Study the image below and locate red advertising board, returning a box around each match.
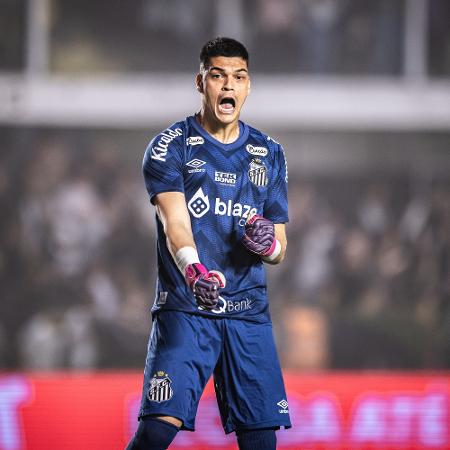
[0,372,448,450]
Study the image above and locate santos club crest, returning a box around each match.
[147,371,173,403]
[248,158,268,187]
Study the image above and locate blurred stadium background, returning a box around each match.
[0,0,449,449]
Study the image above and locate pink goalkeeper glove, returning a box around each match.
[185,263,226,310]
[241,214,281,262]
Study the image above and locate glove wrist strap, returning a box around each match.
[261,239,281,262]
[175,246,200,274]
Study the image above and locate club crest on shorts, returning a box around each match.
[248,158,268,187]
[147,371,173,403]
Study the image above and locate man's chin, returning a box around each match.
[215,112,238,125]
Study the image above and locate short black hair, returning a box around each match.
[200,37,249,69]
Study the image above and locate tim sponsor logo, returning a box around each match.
[215,171,237,186]
[150,128,183,162]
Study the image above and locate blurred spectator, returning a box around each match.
[0,126,449,371]
[0,0,25,70]
[429,0,450,76]
[19,305,98,370]
[297,0,342,73]
[247,0,404,74]
[51,0,213,72]
[246,0,300,72]
[280,305,329,370]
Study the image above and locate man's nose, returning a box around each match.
[222,77,234,90]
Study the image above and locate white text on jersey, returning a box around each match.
[214,198,257,220]
[214,171,237,185]
[151,128,183,162]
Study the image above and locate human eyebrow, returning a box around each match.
[207,67,248,74]
[208,66,225,73]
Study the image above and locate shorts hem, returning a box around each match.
[225,419,292,434]
[138,409,195,432]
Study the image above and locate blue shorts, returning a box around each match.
[138,311,292,434]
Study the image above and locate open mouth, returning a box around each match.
[218,97,236,114]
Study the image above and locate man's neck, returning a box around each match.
[195,111,240,144]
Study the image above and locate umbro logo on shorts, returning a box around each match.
[277,399,289,414]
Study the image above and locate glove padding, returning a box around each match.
[241,214,276,257]
[185,263,225,310]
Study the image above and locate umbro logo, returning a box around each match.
[186,159,206,173]
[277,399,289,414]
[186,159,206,168]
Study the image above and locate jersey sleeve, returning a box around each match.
[263,143,289,223]
[142,130,185,204]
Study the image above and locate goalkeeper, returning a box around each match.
[127,37,290,450]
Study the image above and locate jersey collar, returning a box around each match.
[188,115,249,151]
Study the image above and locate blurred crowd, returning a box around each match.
[0,128,448,371]
[2,0,449,76]
[247,0,404,74]
[0,130,156,369]
[273,175,450,370]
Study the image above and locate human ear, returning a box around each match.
[195,73,203,93]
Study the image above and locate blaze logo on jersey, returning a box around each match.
[147,371,173,403]
[188,188,210,218]
[215,198,257,220]
[248,158,268,187]
[188,190,257,222]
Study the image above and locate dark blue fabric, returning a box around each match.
[142,115,289,322]
[138,311,291,434]
[236,428,277,450]
[126,416,179,450]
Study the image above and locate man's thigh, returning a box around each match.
[214,319,292,434]
[138,311,222,430]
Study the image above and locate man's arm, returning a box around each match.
[269,223,287,265]
[154,191,196,258]
[154,191,224,309]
